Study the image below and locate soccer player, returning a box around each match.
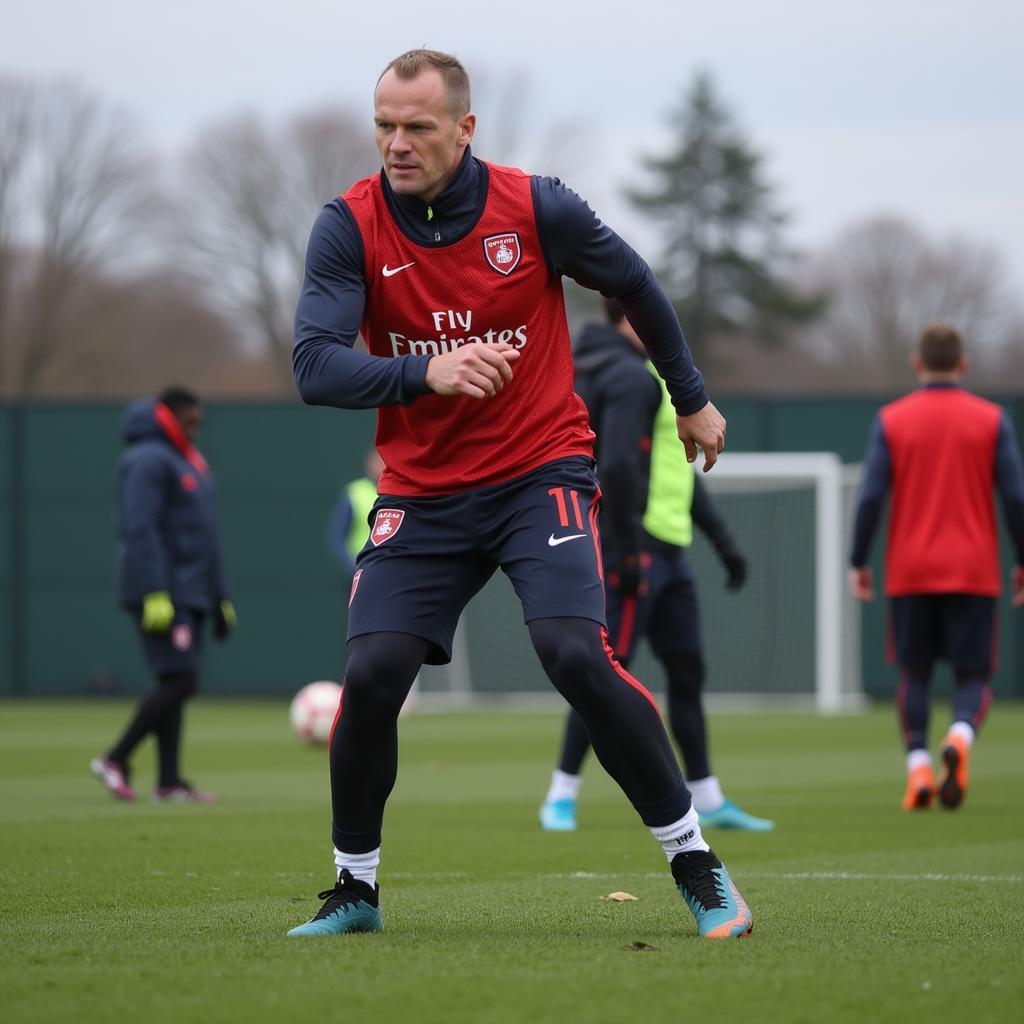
[288,49,752,940]
[90,387,236,804]
[539,300,773,833]
[849,323,1024,811]
[326,448,385,579]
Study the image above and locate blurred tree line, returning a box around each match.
[0,72,1021,400]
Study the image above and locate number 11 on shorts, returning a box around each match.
[548,487,584,529]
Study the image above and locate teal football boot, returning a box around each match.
[671,849,753,939]
[698,799,774,831]
[287,869,383,937]
[539,797,577,831]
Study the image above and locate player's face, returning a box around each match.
[175,404,203,443]
[374,68,475,203]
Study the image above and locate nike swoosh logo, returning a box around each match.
[548,533,587,547]
[382,261,416,277]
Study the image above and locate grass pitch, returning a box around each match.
[1,700,1022,1024]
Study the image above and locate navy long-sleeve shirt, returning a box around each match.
[293,148,707,416]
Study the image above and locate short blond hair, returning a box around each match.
[378,49,471,117]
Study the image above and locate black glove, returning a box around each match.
[213,599,236,640]
[722,552,747,591]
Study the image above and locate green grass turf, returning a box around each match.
[1,700,1022,1024]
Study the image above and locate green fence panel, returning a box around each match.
[764,399,880,462]
[3,398,1020,700]
[0,406,14,695]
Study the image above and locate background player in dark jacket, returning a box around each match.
[850,323,1024,811]
[287,49,752,942]
[91,387,236,803]
[539,300,773,832]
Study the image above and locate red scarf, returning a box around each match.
[153,402,210,475]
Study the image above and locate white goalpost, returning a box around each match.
[699,453,860,712]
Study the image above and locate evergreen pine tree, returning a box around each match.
[628,72,821,363]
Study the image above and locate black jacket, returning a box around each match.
[115,400,230,611]
[573,323,742,569]
[573,322,660,564]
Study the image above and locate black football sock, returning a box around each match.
[897,667,932,752]
[951,674,992,734]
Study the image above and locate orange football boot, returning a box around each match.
[901,764,935,811]
[938,734,970,809]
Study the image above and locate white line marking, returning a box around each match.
[541,870,1023,884]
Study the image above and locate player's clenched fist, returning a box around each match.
[425,342,520,399]
[676,400,727,472]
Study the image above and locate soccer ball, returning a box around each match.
[289,681,342,746]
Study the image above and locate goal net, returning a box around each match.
[416,453,864,712]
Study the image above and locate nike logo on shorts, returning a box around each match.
[382,261,416,277]
[548,533,587,547]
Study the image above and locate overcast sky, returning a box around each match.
[5,0,1023,287]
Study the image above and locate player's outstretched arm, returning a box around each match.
[676,401,727,472]
[424,344,520,399]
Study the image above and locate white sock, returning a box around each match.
[545,770,582,804]
[948,721,975,747]
[906,749,932,773]
[650,807,709,860]
[334,846,380,888]
[687,775,725,813]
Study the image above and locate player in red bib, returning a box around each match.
[287,49,751,941]
[849,323,1024,812]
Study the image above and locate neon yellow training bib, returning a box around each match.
[641,363,694,547]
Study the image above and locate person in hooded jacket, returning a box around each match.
[539,299,773,832]
[90,387,235,803]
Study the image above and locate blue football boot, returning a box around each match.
[698,799,774,831]
[287,869,383,937]
[539,797,577,831]
[671,848,753,939]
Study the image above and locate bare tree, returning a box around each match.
[800,217,1018,388]
[174,107,377,383]
[469,67,592,182]
[1,80,156,395]
[0,78,36,393]
[29,267,242,397]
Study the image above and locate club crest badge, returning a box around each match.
[483,232,522,276]
[370,509,405,546]
[171,624,193,651]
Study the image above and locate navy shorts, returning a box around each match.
[347,457,606,664]
[136,607,205,675]
[888,594,997,675]
[607,545,701,662]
